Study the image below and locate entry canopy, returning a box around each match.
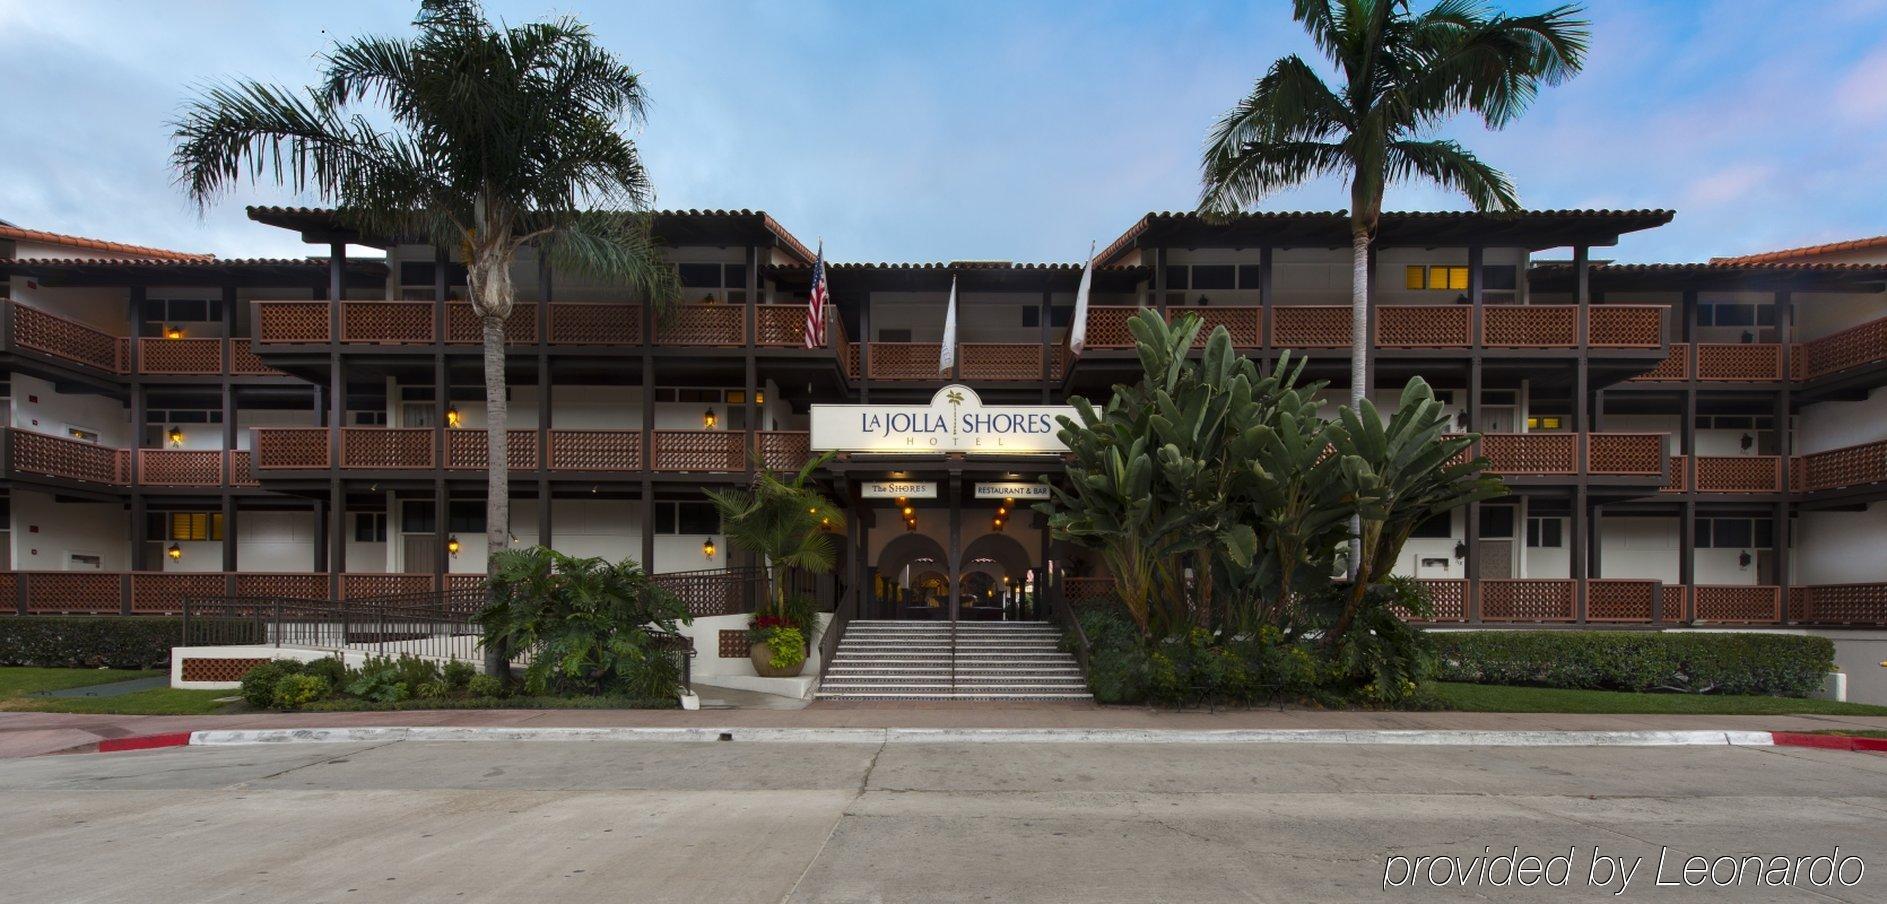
[811,385,1077,454]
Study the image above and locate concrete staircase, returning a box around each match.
[814,620,1091,701]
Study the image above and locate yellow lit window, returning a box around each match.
[1404,265,1427,290]
[1525,416,1563,431]
[1441,266,1468,290]
[169,512,224,541]
[1407,265,1468,290]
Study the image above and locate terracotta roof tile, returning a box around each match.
[0,224,208,262]
[1712,235,1887,265]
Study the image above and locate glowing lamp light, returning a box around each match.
[702,538,716,559]
[163,325,184,340]
[166,543,183,561]
[755,391,764,404]
[445,406,463,428]
[902,506,914,517]
[702,408,718,429]
[446,536,461,556]
[166,426,186,447]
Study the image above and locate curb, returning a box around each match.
[95,731,192,753]
[141,726,1784,748]
[1772,732,1887,753]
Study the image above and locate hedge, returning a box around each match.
[1433,631,1835,698]
[0,617,182,669]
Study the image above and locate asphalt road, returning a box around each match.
[0,739,1882,903]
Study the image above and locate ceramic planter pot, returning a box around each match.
[751,641,806,678]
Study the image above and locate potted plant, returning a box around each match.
[748,614,807,677]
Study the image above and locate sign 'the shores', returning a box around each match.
[811,385,1077,454]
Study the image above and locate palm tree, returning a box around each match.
[1199,0,1589,417]
[172,0,679,674]
[705,453,844,621]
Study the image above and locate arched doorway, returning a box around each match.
[959,531,1035,620]
[874,532,950,620]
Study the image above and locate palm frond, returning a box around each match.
[1386,138,1518,212]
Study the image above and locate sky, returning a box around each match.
[1,0,1884,265]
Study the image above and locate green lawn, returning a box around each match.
[0,667,238,716]
[1437,682,1887,716]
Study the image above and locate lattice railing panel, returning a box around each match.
[1794,583,1887,624]
[844,343,860,379]
[342,302,433,344]
[1800,316,1886,380]
[138,338,223,374]
[652,430,744,472]
[549,303,642,345]
[1084,307,1142,349]
[10,429,127,484]
[1631,346,1689,382]
[1174,306,1262,348]
[654,304,745,347]
[255,302,331,343]
[1480,433,1576,475]
[1660,455,1687,493]
[1586,306,1663,348]
[756,304,814,347]
[234,573,328,600]
[869,342,945,381]
[138,450,223,486]
[1376,305,1470,348]
[1271,306,1350,348]
[252,428,330,469]
[341,573,437,599]
[1481,305,1575,347]
[1692,585,1780,623]
[1696,343,1781,381]
[22,572,121,614]
[445,430,539,470]
[1586,579,1659,621]
[228,343,283,376]
[131,572,225,614]
[1693,455,1780,492]
[1660,585,1688,622]
[1061,577,1116,606]
[958,344,1044,381]
[1585,434,1664,475]
[446,303,537,344]
[548,430,643,471]
[1795,439,1887,492]
[341,428,434,469]
[12,303,125,372]
[1415,579,1466,621]
[228,451,259,486]
[757,431,812,472]
[653,569,747,617]
[1479,579,1575,621]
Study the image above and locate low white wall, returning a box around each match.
[677,611,833,699]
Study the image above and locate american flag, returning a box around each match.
[804,243,828,349]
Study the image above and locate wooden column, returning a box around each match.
[537,256,553,549]
[1774,291,1794,604]
[859,292,873,403]
[221,284,238,574]
[1571,354,1589,623]
[1573,244,1590,350]
[127,288,148,572]
[1679,289,1698,620]
[1465,356,1483,623]
[327,242,346,598]
[743,245,759,480]
[1152,247,1168,316]
[1468,245,1485,350]
[1258,246,1274,373]
[1038,288,1052,403]
[946,471,961,622]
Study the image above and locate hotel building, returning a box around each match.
[2,208,1885,695]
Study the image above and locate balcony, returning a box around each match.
[1691,455,1783,493]
[3,431,272,489]
[253,301,846,351]
[1470,432,1665,479]
[137,337,286,377]
[1794,439,1887,493]
[1080,303,1664,351]
[249,427,816,475]
[8,302,129,373]
[1796,315,1887,381]
[0,571,469,615]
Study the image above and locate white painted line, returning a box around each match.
[184,727,1780,747]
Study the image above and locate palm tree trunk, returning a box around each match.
[1347,228,1369,581]
[480,313,512,677]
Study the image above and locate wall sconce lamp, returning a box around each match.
[901,506,914,518]
[1453,541,1468,560]
[755,391,764,404]
[702,408,718,429]
[166,543,183,561]
[1739,433,1754,451]
[163,325,184,340]
[1738,550,1753,568]
[446,536,461,556]
[701,538,716,559]
[445,406,463,428]
[166,426,186,447]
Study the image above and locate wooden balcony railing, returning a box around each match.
[1692,455,1782,493]
[1790,583,1887,625]
[1083,306,1142,349]
[1585,579,1662,621]
[1085,303,1665,352]
[10,302,128,372]
[652,430,744,472]
[1479,578,1577,621]
[1416,578,1467,621]
[444,430,540,470]
[1692,585,1782,623]
[867,342,945,381]
[1585,306,1664,348]
[1481,305,1576,347]
[1794,439,1887,493]
[1271,305,1351,347]
[253,428,330,469]
[137,450,224,486]
[446,303,537,344]
[8,428,128,484]
[1479,433,1578,475]
[547,429,643,471]
[653,304,745,347]
[1376,305,1470,348]
[134,337,287,377]
[1630,346,1690,382]
[957,343,1054,381]
[1184,306,1263,347]
[1584,433,1665,475]
[1696,343,1782,381]
[341,428,434,469]
[1798,315,1887,381]
[229,450,259,486]
[549,303,641,345]
[254,301,330,343]
[1661,455,1688,493]
[757,430,813,472]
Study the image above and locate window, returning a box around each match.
[1190,265,1235,291]
[654,501,720,535]
[447,501,484,533]
[402,502,436,534]
[1525,516,1564,548]
[877,328,912,342]
[1696,517,1772,549]
[140,298,223,336]
[66,426,100,444]
[1019,306,1075,328]
[1698,303,1774,328]
[354,512,387,542]
[1405,265,1468,291]
[1237,264,1263,289]
[676,263,750,302]
[152,511,223,541]
[1525,416,1563,431]
[1411,513,1452,539]
[1163,266,1189,290]
[1481,265,1518,291]
[1480,506,1516,539]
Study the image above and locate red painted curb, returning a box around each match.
[95,732,192,753]
[1771,732,1887,752]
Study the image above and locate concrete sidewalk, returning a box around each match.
[7,703,1887,758]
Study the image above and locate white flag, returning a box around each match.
[938,275,958,375]
[1068,240,1096,355]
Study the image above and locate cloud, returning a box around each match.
[1834,47,1887,121]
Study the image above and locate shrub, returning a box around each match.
[345,655,421,704]
[304,656,348,688]
[239,660,307,709]
[442,660,476,691]
[0,617,186,669]
[1433,631,1835,697]
[465,673,507,698]
[479,546,690,695]
[758,626,806,670]
[414,679,451,700]
[271,673,330,709]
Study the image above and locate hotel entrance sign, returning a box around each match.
[975,482,1050,500]
[810,385,1076,454]
[861,481,937,499]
